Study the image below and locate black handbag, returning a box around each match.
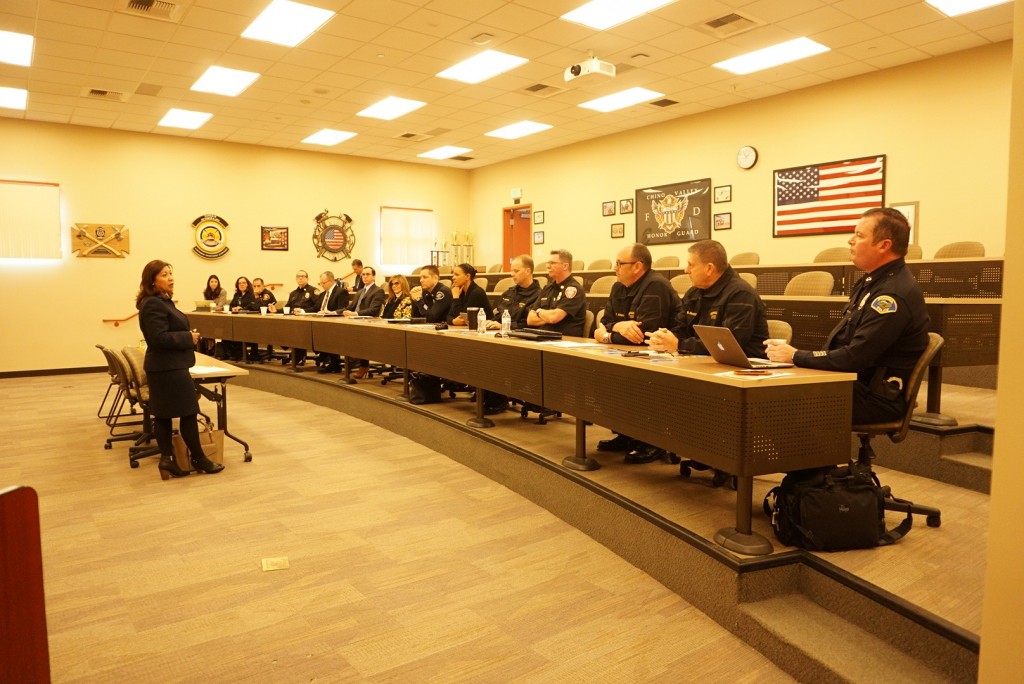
[763,465,913,551]
[409,372,442,405]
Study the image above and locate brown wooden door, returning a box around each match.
[503,204,532,268]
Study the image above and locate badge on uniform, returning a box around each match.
[435,291,445,300]
[564,286,578,299]
[870,295,898,314]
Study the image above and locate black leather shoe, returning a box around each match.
[483,403,507,415]
[158,455,189,480]
[625,445,664,464]
[597,433,632,452]
[191,457,224,474]
[317,365,339,374]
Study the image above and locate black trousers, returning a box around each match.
[852,381,906,425]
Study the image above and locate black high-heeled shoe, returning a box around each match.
[190,456,225,474]
[159,455,190,480]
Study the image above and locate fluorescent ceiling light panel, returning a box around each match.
[925,0,1012,16]
[241,0,335,48]
[357,96,426,120]
[579,87,664,113]
[302,129,357,145]
[437,50,528,84]
[158,108,212,129]
[0,86,28,110]
[0,30,33,67]
[714,37,829,75]
[418,146,472,160]
[485,121,553,139]
[191,66,260,96]
[561,0,676,30]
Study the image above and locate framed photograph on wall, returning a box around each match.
[888,201,919,244]
[533,230,545,245]
[534,210,545,225]
[713,213,732,231]
[602,201,615,216]
[610,223,625,238]
[261,226,289,250]
[619,199,634,214]
[714,185,732,203]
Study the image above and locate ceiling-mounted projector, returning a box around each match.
[564,57,616,82]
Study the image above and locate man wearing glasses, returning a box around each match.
[526,249,586,337]
[593,243,682,463]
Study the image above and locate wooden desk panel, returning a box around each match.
[232,314,313,349]
[404,329,544,405]
[541,351,851,476]
[312,320,407,367]
[186,311,233,340]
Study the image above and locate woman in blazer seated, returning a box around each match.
[446,263,492,327]
[222,276,257,360]
[137,260,224,479]
[380,275,413,319]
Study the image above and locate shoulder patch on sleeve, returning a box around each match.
[812,350,829,357]
[435,291,445,300]
[564,286,578,299]
[870,295,898,314]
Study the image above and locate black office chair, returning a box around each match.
[852,332,944,527]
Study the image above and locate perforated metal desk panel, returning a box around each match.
[311,318,407,367]
[541,347,853,477]
[404,327,544,406]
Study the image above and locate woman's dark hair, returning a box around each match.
[204,274,222,300]
[456,263,477,279]
[234,276,252,292]
[136,259,170,309]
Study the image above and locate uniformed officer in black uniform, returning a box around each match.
[766,208,929,424]
[278,270,317,370]
[649,239,768,358]
[526,248,586,337]
[594,243,683,463]
[489,254,541,330]
[411,264,453,323]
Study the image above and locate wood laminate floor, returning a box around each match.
[4,372,797,683]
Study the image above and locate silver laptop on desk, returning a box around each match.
[693,325,793,369]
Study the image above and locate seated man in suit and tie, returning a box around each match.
[343,266,387,379]
[311,270,350,373]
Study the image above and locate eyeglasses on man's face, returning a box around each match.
[615,260,637,268]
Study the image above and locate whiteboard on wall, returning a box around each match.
[0,180,61,259]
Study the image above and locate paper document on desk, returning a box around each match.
[191,365,230,375]
[715,370,794,380]
[539,341,604,348]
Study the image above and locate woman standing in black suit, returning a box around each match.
[137,259,225,479]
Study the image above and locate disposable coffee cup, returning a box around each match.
[223,304,230,313]
[283,306,291,315]
[467,307,480,329]
[260,306,268,315]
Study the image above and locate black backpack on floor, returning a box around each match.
[762,464,913,551]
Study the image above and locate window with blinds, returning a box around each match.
[379,206,433,267]
[0,180,61,259]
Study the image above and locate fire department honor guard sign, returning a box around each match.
[312,209,355,261]
[635,179,711,245]
[71,223,130,257]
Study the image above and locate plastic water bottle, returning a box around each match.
[478,311,488,334]
[501,309,511,338]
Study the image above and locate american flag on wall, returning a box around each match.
[773,155,886,237]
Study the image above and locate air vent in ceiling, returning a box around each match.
[135,83,163,97]
[524,83,565,98]
[650,99,678,108]
[82,88,129,103]
[394,132,432,142]
[117,0,184,23]
[450,156,474,162]
[425,127,451,137]
[699,11,763,39]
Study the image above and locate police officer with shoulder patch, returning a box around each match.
[526,248,586,337]
[765,207,929,424]
[410,264,452,323]
[488,254,541,330]
[274,269,317,371]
